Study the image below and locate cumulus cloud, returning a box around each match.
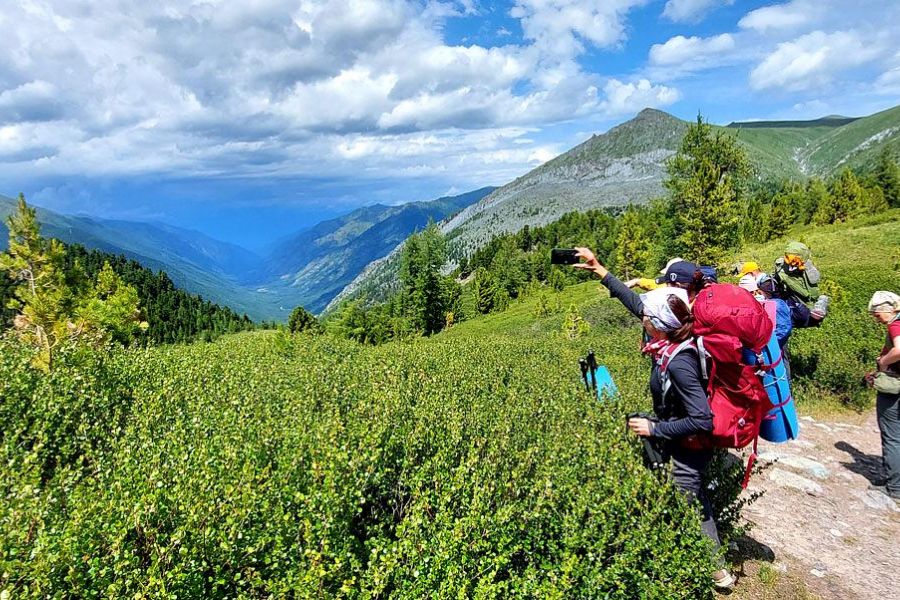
[662,0,734,24]
[0,0,675,186]
[649,34,735,68]
[600,79,680,116]
[749,30,883,91]
[510,0,647,58]
[738,0,815,32]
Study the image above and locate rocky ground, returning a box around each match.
[729,410,899,599]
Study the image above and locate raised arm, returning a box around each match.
[574,247,644,319]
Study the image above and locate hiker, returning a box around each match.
[868,291,900,501]
[624,257,684,291]
[772,242,829,327]
[740,274,793,348]
[733,261,762,279]
[573,247,735,589]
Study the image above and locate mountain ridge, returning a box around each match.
[329,103,900,311]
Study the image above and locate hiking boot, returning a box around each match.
[712,569,736,589]
[811,295,830,320]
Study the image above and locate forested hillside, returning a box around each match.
[0,205,254,345]
[335,104,900,308]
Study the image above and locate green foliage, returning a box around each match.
[562,304,590,339]
[874,147,900,207]
[0,332,721,598]
[288,305,321,334]
[665,116,751,264]
[0,196,145,368]
[399,222,450,335]
[615,207,652,279]
[62,244,255,344]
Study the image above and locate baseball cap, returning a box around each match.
[656,260,699,285]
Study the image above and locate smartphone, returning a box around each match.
[550,248,579,265]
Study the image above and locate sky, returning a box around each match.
[2,0,899,249]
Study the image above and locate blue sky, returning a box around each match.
[2,0,899,249]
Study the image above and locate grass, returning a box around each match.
[443,209,900,415]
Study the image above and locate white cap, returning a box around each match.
[738,274,758,292]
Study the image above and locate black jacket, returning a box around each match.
[600,273,713,440]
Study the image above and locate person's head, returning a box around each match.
[756,273,777,300]
[656,260,704,298]
[738,274,758,293]
[783,241,811,270]
[737,261,761,277]
[868,291,900,325]
[640,287,693,343]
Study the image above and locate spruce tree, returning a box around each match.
[615,207,651,278]
[665,116,751,264]
[874,148,900,207]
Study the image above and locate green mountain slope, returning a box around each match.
[253,187,495,314]
[0,195,271,319]
[334,104,900,309]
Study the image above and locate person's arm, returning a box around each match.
[878,324,900,370]
[775,300,793,346]
[651,354,713,440]
[573,247,644,319]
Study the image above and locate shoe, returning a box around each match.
[712,569,736,589]
[811,295,830,319]
[871,477,887,487]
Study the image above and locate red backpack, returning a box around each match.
[660,284,775,487]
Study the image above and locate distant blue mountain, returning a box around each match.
[0,187,494,319]
[253,187,496,312]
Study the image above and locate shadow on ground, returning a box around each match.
[835,441,884,484]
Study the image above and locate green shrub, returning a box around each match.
[0,333,725,598]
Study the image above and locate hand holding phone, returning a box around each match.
[550,248,579,265]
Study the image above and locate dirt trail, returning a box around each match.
[737,409,899,599]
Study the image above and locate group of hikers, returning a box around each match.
[570,242,900,590]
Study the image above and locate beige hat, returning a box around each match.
[868,291,900,313]
[659,257,685,275]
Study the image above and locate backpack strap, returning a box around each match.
[741,436,759,490]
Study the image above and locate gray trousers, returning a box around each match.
[670,447,723,564]
[877,392,900,494]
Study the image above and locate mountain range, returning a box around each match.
[330,104,900,310]
[4,104,898,320]
[0,187,495,320]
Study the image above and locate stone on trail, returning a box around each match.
[768,468,824,496]
[757,452,830,479]
[852,489,900,512]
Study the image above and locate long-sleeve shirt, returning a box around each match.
[600,273,713,440]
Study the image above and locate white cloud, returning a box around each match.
[510,0,647,58]
[599,79,680,117]
[0,0,679,186]
[662,0,734,24]
[749,30,883,91]
[738,1,815,32]
[649,34,735,67]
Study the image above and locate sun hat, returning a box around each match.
[868,291,900,313]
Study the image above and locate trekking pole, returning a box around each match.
[579,358,590,391]
[587,349,598,393]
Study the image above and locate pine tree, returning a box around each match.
[665,116,751,264]
[473,267,497,314]
[807,178,833,225]
[615,207,651,279]
[830,168,866,221]
[0,195,76,368]
[874,147,900,208]
[766,191,795,240]
[288,305,321,334]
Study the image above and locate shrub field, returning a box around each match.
[1,212,898,598]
